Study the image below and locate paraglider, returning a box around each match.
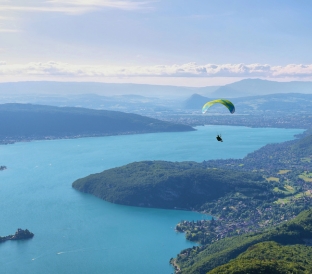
[202,99,235,142]
[216,134,223,142]
[202,99,235,114]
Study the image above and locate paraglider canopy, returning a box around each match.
[202,99,235,114]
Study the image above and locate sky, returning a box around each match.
[1,0,312,87]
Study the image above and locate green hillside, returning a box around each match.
[290,134,312,157]
[208,241,312,274]
[72,160,266,210]
[175,208,312,274]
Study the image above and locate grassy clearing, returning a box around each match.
[273,185,295,195]
[229,206,237,211]
[278,169,291,174]
[301,157,312,163]
[266,177,279,182]
[284,185,295,192]
[275,190,312,204]
[275,197,291,204]
[275,197,289,205]
[299,172,312,182]
[273,187,288,194]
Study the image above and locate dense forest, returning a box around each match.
[72,161,267,210]
[208,241,312,274]
[0,103,194,144]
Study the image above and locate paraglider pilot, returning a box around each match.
[216,135,223,142]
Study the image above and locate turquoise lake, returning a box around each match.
[0,125,305,274]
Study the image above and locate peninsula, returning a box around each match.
[0,228,34,243]
[0,103,194,144]
[72,161,266,210]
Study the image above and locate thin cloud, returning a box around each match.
[0,28,20,32]
[0,6,90,15]
[1,62,312,79]
[0,1,154,15]
[0,16,15,20]
[48,0,154,10]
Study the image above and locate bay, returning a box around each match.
[0,125,304,274]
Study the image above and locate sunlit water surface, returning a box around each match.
[0,125,304,274]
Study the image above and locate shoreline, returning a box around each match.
[0,229,34,243]
[0,128,196,146]
[0,124,306,146]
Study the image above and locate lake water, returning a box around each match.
[0,125,304,274]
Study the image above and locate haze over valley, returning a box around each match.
[1,1,312,273]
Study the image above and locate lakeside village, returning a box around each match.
[0,130,171,145]
[175,133,312,245]
[176,192,312,246]
[154,112,312,129]
[0,133,116,145]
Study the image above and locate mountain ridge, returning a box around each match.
[0,103,194,144]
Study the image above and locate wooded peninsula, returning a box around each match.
[0,103,194,144]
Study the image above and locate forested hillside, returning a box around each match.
[208,242,312,274]
[72,161,267,210]
[0,103,194,144]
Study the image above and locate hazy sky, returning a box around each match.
[1,0,312,86]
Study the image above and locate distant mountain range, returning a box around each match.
[1,79,312,115]
[208,78,312,98]
[2,79,311,100]
[0,81,216,113]
[0,81,217,99]
[184,92,312,114]
[0,104,194,143]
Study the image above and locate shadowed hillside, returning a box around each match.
[0,103,194,143]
